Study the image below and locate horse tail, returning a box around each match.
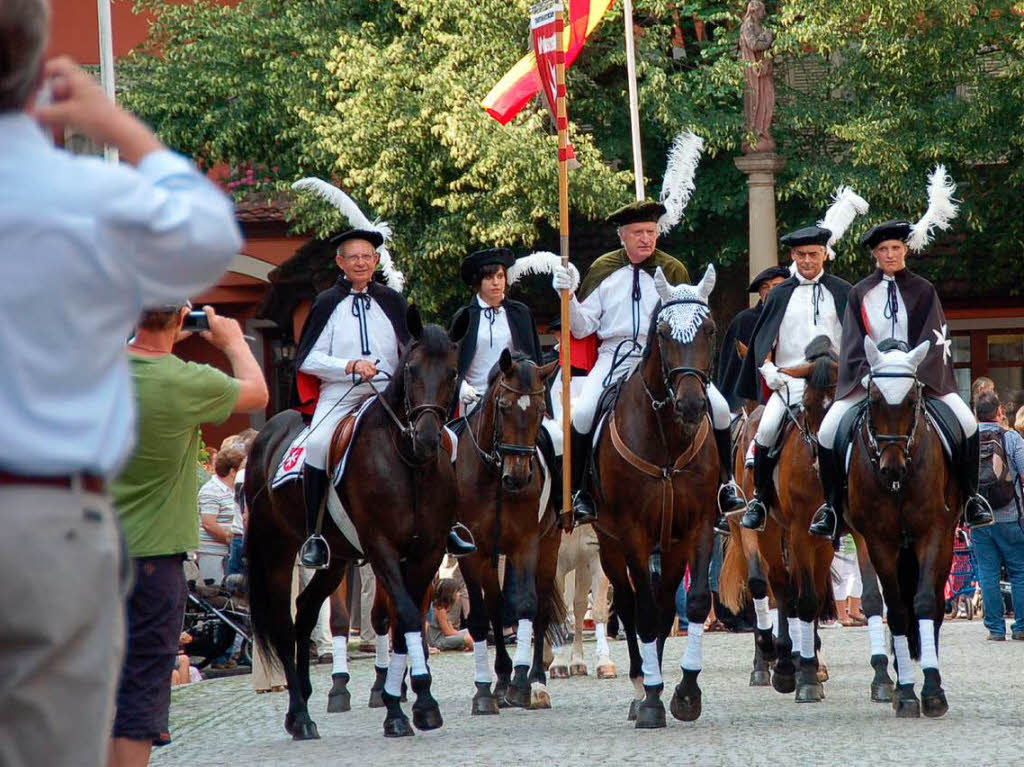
[719,536,749,613]
[540,582,570,648]
[818,566,838,623]
[897,544,922,659]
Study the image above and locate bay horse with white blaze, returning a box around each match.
[593,266,722,728]
[246,307,465,739]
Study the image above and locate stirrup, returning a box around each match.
[718,480,747,514]
[446,522,477,557]
[571,491,597,526]
[808,506,837,539]
[739,498,767,532]
[299,534,330,570]
[964,496,995,529]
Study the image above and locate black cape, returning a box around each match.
[737,273,852,402]
[290,276,410,409]
[716,303,764,410]
[836,268,956,399]
[449,298,546,417]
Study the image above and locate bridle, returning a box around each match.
[467,376,546,470]
[367,351,451,450]
[641,299,713,414]
[862,370,925,494]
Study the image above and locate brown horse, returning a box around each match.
[845,337,958,718]
[453,349,566,714]
[246,307,465,740]
[592,266,721,729]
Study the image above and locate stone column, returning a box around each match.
[734,152,786,306]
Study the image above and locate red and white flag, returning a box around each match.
[530,0,575,161]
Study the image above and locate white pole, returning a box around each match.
[97,0,119,163]
[622,0,644,201]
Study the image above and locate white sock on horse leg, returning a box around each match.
[594,622,610,657]
[384,652,406,696]
[753,597,771,630]
[375,633,390,669]
[640,640,662,686]
[893,634,914,685]
[513,619,533,667]
[331,635,349,675]
[474,640,491,684]
[918,619,938,670]
[404,632,428,677]
[681,623,704,671]
[769,608,779,638]
[868,615,886,657]
[788,619,802,651]
[799,620,815,660]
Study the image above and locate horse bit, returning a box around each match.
[862,370,925,493]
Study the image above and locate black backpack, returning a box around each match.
[978,427,1018,510]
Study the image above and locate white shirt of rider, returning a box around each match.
[298,290,401,399]
[464,295,513,391]
[773,269,843,369]
[569,265,661,349]
[861,275,909,345]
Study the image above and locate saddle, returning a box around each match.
[327,413,359,470]
[587,377,627,490]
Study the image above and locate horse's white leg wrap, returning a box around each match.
[799,620,815,660]
[769,608,779,638]
[753,597,772,631]
[868,615,886,657]
[594,622,610,658]
[788,617,802,651]
[640,640,662,686]
[513,618,533,667]
[707,384,733,430]
[384,652,406,696]
[918,619,938,670]
[374,633,390,669]
[681,622,704,671]
[893,634,915,685]
[474,640,491,684]
[331,634,349,675]
[404,631,428,677]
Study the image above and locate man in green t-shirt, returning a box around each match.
[108,304,267,766]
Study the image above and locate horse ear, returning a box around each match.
[778,362,812,379]
[538,359,560,382]
[653,266,673,302]
[864,335,881,369]
[450,309,469,344]
[736,339,748,359]
[697,264,716,301]
[499,348,513,375]
[406,304,423,340]
[907,339,931,371]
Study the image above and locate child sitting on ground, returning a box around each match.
[427,578,473,652]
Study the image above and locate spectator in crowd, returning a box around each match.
[0,3,243,763]
[972,376,995,406]
[831,535,866,626]
[427,579,473,651]
[170,633,200,687]
[110,303,267,765]
[1015,407,1024,441]
[197,446,246,584]
[227,429,259,577]
[972,391,1024,642]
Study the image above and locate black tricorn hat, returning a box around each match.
[859,220,912,250]
[460,248,517,285]
[780,225,831,248]
[606,200,666,227]
[747,265,791,293]
[329,228,384,249]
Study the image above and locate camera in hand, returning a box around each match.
[183,311,210,332]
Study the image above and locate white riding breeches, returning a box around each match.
[304,382,376,470]
[753,379,806,449]
[818,389,976,450]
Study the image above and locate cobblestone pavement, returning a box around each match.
[153,621,1021,766]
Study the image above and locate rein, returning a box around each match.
[365,365,448,464]
[861,370,925,494]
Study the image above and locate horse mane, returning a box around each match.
[804,335,838,391]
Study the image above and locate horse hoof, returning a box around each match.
[871,681,894,702]
[383,716,414,738]
[892,685,921,719]
[627,699,640,721]
[749,669,772,687]
[597,663,617,679]
[327,690,351,713]
[635,700,667,729]
[529,683,551,710]
[795,682,824,703]
[548,664,569,679]
[669,687,702,722]
[288,718,320,741]
[921,691,948,718]
[412,706,443,731]
[570,662,588,676]
[505,685,530,709]
[817,665,829,683]
[368,689,385,708]
[472,694,500,716]
[772,672,796,695]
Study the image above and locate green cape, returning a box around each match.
[578,249,690,301]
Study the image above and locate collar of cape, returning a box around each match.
[578,248,690,301]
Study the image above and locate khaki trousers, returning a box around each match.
[0,484,125,767]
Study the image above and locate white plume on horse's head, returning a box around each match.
[864,336,932,405]
[653,265,714,344]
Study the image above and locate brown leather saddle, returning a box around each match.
[326,411,455,475]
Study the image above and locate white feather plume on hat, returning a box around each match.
[657,131,705,235]
[507,251,580,291]
[907,165,959,253]
[291,177,405,293]
[817,185,869,259]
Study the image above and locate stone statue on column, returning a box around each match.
[740,0,776,153]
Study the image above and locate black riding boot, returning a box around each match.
[299,465,330,569]
[808,447,840,539]
[570,426,597,526]
[713,426,744,534]
[961,431,995,528]
[740,445,776,531]
[446,524,476,557]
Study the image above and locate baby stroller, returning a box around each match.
[182,560,253,669]
[945,527,981,620]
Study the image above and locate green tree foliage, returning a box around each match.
[122,0,1024,316]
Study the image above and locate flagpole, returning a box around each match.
[554,2,573,530]
[622,0,644,200]
[97,0,119,164]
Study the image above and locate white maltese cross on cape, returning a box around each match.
[653,264,716,343]
[863,336,931,405]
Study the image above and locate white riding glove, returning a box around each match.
[551,264,580,293]
[759,360,787,392]
[459,380,480,406]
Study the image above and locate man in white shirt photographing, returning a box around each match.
[0,2,242,765]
